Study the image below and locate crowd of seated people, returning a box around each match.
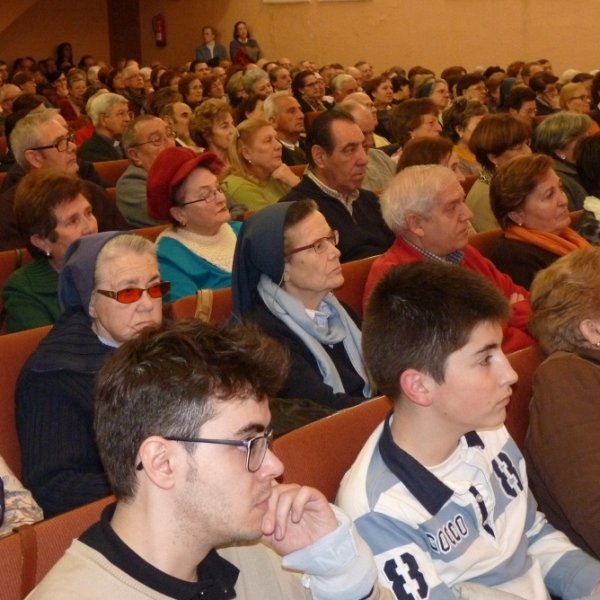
[6,46,600,592]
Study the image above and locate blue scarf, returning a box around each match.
[258,274,373,396]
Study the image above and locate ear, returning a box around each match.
[455,125,464,138]
[30,233,50,256]
[507,209,524,226]
[23,149,43,170]
[508,107,518,118]
[239,144,252,163]
[136,436,178,491]
[127,147,141,166]
[162,115,173,128]
[311,144,326,169]
[487,153,500,169]
[169,205,185,225]
[579,318,600,346]
[88,292,97,319]
[405,213,426,238]
[399,369,433,407]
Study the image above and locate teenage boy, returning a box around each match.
[338,261,600,599]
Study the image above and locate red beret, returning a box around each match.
[146,147,224,221]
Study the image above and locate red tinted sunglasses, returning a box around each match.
[95,281,171,304]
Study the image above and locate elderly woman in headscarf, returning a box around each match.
[15,232,167,517]
[232,200,374,410]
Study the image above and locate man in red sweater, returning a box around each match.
[363,164,534,352]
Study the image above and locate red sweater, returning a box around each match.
[363,237,534,353]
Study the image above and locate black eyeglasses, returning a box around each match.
[96,281,171,304]
[131,130,176,148]
[286,230,339,257]
[136,428,274,473]
[179,185,225,206]
[29,133,75,153]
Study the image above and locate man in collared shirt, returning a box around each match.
[28,320,387,600]
[339,260,600,599]
[362,164,534,353]
[265,91,307,166]
[78,93,132,162]
[280,110,394,262]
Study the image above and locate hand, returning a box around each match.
[509,292,525,305]
[261,483,338,556]
[271,163,301,188]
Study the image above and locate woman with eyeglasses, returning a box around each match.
[559,83,599,132]
[466,113,532,232]
[232,200,374,411]
[147,148,241,302]
[57,69,87,121]
[292,70,329,114]
[15,232,167,518]
[3,170,98,333]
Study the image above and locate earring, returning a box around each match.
[247,158,252,165]
[557,153,566,160]
[46,250,51,257]
[596,341,600,347]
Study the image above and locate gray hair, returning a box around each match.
[534,111,592,154]
[121,114,157,156]
[381,164,458,235]
[88,92,129,127]
[242,69,269,94]
[95,234,156,284]
[0,84,20,104]
[263,91,291,121]
[330,73,355,93]
[11,108,61,170]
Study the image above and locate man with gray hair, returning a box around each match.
[121,64,147,117]
[0,84,20,126]
[331,74,359,104]
[0,109,127,250]
[362,164,534,352]
[264,91,307,166]
[77,93,132,162]
[242,69,273,98]
[269,65,292,92]
[337,99,395,191]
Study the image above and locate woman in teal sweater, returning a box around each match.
[2,170,98,333]
[147,147,242,302]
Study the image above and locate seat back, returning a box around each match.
[0,326,51,477]
[505,345,546,452]
[460,174,478,196]
[289,164,307,177]
[133,224,169,242]
[171,287,233,324]
[0,531,25,600]
[26,496,114,592]
[468,228,502,259]
[334,255,378,319]
[91,159,130,186]
[272,396,391,502]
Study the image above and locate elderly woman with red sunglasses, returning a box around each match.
[232,200,375,413]
[16,232,168,518]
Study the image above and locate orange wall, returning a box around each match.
[139,0,600,76]
[1,0,600,77]
[0,0,109,67]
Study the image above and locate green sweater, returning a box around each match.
[2,257,60,333]
[221,173,291,211]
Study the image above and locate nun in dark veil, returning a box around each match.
[232,199,374,411]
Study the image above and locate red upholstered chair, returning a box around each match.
[133,224,169,242]
[505,344,547,453]
[0,248,34,331]
[0,326,51,477]
[460,174,478,196]
[171,287,233,324]
[272,396,392,502]
[468,228,502,260]
[0,530,25,600]
[334,255,379,319]
[91,159,130,187]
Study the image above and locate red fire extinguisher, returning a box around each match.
[152,14,167,47]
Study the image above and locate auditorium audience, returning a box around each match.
[527,246,600,560]
[195,25,228,63]
[388,98,441,151]
[146,148,241,301]
[16,232,167,517]
[221,118,300,211]
[265,91,307,166]
[466,113,532,231]
[363,76,394,138]
[233,200,374,410]
[121,65,148,116]
[57,69,86,120]
[178,73,203,111]
[292,70,329,114]
[3,170,98,333]
[397,136,465,182]
[488,154,589,289]
[534,111,591,211]
[230,21,261,65]
[159,101,201,151]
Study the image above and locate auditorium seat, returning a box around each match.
[133,224,168,242]
[272,395,391,502]
[171,287,233,324]
[460,174,478,196]
[92,159,130,187]
[0,528,25,600]
[0,135,7,156]
[0,326,51,477]
[505,344,546,453]
[468,228,502,259]
[289,164,307,177]
[0,248,34,333]
[334,255,378,319]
